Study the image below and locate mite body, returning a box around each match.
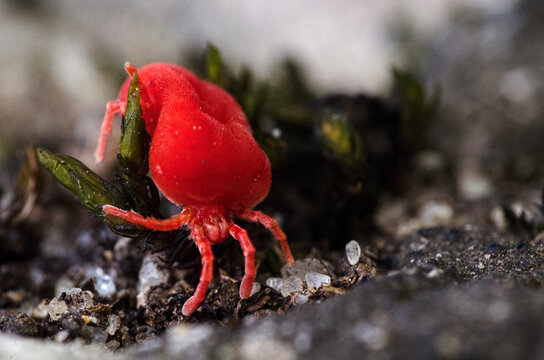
[96,62,294,316]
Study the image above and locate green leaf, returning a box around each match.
[36,147,127,213]
[243,81,269,123]
[391,67,440,151]
[116,68,162,218]
[318,110,365,166]
[118,70,150,176]
[205,43,224,85]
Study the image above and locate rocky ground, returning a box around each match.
[2,0,544,359]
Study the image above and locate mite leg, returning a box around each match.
[229,224,256,299]
[182,227,214,316]
[235,210,294,266]
[103,205,192,231]
[94,100,127,163]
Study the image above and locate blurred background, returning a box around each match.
[0,0,517,165]
[2,0,544,246]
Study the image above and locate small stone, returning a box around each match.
[250,282,261,297]
[425,267,444,279]
[106,340,120,351]
[81,315,98,325]
[91,327,109,345]
[106,315,121,336]
[138,255,169,293]
[304,272,331,290]
[136,292,147,308]
[458,167,493,201]
[293,293,309,305]
[65,288,82,296]
[418,201,453,228]
[345,240,361,265]
[280,276,304,297]
[265,277,284,292]
[86,267,116,297]
[54,330,69,343]
[80,291,95,309]
[55,277,75,297]
[490,206,507,232]
[5,290,24,304]
[120,326,131,347]
[374,199,407,234]
[103,250,114,261]
[282,258,334,278]
[47,297,68,321]
[114,237,133,259]
[32,300,49,319]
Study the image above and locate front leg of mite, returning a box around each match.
[102,205,192,231]
[229,224,256,299]
[182,226,214,316]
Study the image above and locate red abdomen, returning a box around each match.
[117,63,271,210]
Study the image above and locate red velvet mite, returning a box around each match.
[95,62,294,316]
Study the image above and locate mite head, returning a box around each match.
[199,210,232,243]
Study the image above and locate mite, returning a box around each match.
[95,62,294,316]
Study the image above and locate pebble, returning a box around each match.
[137,255,169,293]
[304,272,331,290]
[91,327,109,345]
[85,267,116,297]
[490,206,507,232]
[281,258,334,278]
[458,167,493,201]
[265,277,284,292]
[54,330,69,343]
[81,315,98,325]
[280,276,304,297]
[345,240,361,265]
[65,288,82,296]
[106,315,121,336]
[293,293,309,305]
[418,201,453,228]
[47,297,68,321]
[54,276,75,297]
[32,300,49,319]
[250,282,261,297]
[80,291,95,309]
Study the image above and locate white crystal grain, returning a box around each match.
[86,267,116,297]
[138,255,169,293]
[280,276,304,297]
[305,272,331,290]
[47,298,68,321]
[345,240,361,265]
[250,282,261,297]
[106,315,121,336]
[265,277,284,292]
